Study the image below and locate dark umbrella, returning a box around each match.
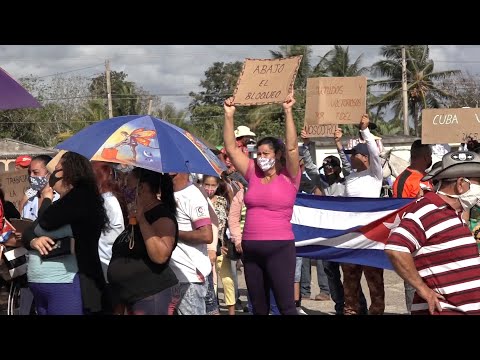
[0,67,41,110]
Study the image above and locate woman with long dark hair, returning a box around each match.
[23,151,110,314]
[107,168,179,315]
[223,94,300,315]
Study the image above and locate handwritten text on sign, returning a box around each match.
[0,170,29,211]
[233,56,303,106]
[305,124,337,138]
[304,76,367,134]
[421,108,480,144]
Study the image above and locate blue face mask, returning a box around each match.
[28,176,48,192]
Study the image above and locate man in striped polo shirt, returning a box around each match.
[386,150,480,315]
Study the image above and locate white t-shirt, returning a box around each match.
[170,183,212,283]
[98,192,125,282]
[21,192,60,221]
[344,128,383,198]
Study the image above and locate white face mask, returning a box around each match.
[257,157,275,171]
[437,178,480,211]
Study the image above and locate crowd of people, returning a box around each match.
[0,94,479,315]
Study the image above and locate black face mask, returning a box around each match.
[49,169,63,188]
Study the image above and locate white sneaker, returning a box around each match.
[296,307,308,315]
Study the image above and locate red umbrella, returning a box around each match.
[0,66,41,110]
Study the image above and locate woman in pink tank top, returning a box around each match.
[222,94,300,315]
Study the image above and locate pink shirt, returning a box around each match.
[243,159,301,241]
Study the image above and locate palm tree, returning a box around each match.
[375,118,403,136]
[269,45,312,90]
[313,46,379,134]
[370,45,460,136]
[155,102,190,130]
[82,99,108,122]
[317,45,370,77]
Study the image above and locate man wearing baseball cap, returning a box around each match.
[386,150,480,315]
[219,126,255,188]
[15,155,32,170]
[219,126,256,171]
[333,115,385,315]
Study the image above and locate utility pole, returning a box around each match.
[401,46,409,135]
[105,59,113,118]
[147,99,153,115]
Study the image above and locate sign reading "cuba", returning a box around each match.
[422,108,480,144]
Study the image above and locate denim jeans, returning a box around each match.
[300,258,330,296]
[404,280,415,314]
[247,289,280,315]
[294,257,303,283]
[169,282,208,315]
[205,272,220,314]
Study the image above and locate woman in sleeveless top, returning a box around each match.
[222,94,300,315]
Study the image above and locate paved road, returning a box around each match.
[219,262,408,315]
[0,263,408,315]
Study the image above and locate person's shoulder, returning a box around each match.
[406,192,439,212]
[184,183,209,201]
[102,192,121,207]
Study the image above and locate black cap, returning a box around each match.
[320,156,341,169]
[344,143,370,157]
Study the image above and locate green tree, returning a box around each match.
[316,45,369,77]
[269,45,312,90]
[153,102,192,133]
[310,46,379,135]
[189,61,244,107]
[0,75,92,147]
[371,45,460,136]
[188,46,313,144]
[89,71,150,117]
[188,61,249,146]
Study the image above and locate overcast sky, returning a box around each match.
[1,45,479,111]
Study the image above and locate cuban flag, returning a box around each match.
[292,194,416,270]
[0,219,15,243]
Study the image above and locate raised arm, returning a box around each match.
[300,129,319,176]
[334,128,352,176]
[283,94,299,178]
[359,115,382,180]
[223,97,250,177]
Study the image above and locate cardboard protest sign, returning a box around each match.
[0,170,29,211]
[233,56,303,106]
[304,124,337,138]
[304,76,367,136]
[422,108,480,144]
